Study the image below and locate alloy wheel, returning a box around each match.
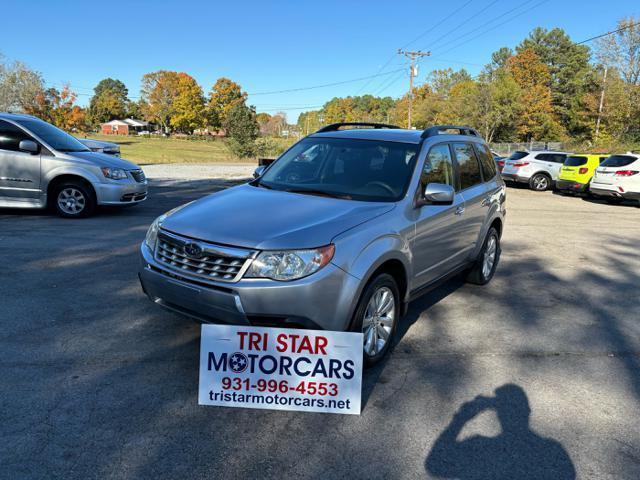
[533,176,548,191]
[362,286,396,357]
[57,188,86,215]
[482,234,498,279]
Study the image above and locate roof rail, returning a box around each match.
[421,125,481,139]
[316,122,401,133]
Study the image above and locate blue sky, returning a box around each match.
[1,0,638,122]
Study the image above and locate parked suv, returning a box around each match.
[501,150,572,191]
[139,123,506,365]
[0,113,147,217]
[589,153,640,204]
[556,154,609,194]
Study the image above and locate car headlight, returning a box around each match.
[144,214,166,250]
[245,245,335,281]
[101,167,128,180]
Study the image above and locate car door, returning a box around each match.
[0,119,41,200]
[452,142,487,254]
[411,143,467,287]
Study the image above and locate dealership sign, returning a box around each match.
[198,325,363,415]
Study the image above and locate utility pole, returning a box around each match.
[398,49,430,129]
[595,65,608,143]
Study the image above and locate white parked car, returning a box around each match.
[77,138,121,156]
[589,153,640,204]
[501,150,572,191]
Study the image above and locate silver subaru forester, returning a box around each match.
[0,112,147,217]
[140,123,506,365]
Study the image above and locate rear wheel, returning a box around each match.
[529,173,550,191]
[53,181,95,218]
[351,273,399,367]
[466,227,500,285]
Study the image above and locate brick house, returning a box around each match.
[101,118,149,135]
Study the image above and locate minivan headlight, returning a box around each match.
[246,245,335,281]
[101,167,128,180]
[144,214,167,250]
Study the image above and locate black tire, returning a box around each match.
[529,173,550,191]
[52,181,96,218]
[351,273,400,368]
[466,227,501,285]
[605,197,623,205]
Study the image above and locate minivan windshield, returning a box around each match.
[600,155,637,168]
[256,137,419,202]
[16,118,90,153]
[507,151,528,160]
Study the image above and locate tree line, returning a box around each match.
[298,18,640,149]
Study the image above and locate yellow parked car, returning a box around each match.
[556,154,609,194]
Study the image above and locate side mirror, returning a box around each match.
[419,183,455,206]
[253,165,266,179]
[19,139,39,155]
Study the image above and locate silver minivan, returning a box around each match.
[140,123,506,365]
[0,113,147,217]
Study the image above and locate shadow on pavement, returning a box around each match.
[426,384,576,480]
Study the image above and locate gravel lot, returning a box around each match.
[1,170,639,479]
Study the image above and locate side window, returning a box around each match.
[474,143,496,180]
[534,153,550,161]
[453,143,483,190]
[421,144,454,190]
[0,120,32,152]
[553,154,567,163]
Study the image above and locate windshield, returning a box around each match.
[508,151,528,160]
[256,137,419,202]
[16,118,90,152]
[600,155,637,168]
[564,156,587,167]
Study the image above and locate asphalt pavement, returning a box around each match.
[1,177,639,479]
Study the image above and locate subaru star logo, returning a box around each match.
[184,242,204,259]
[229,352,248,373]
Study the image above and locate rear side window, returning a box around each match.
[0,119,32,152]
[508,151,528,160]
[453,143,483,190]
[600,155,637,167]
[599,157,608,163]
[421,144,454,189]
[474,143,497,179]
[564,156,587,166]
[536,153,566,163]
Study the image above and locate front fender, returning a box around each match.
[43,165,103,190]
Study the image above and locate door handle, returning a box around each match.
[481,196,491,207]
[455,206,465,216]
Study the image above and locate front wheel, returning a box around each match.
[529,173,550,191]
[352,273,400,367]
[466,227,501,285]
[53,181,96,218]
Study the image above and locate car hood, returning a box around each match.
[70,151,139,169]
[161,184,395,250]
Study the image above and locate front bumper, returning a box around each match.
[138,244,360,331]
[556,179,589,193]
[94,180,148,205]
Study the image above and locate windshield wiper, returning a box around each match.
[284,188,351,200]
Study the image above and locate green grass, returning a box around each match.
[76,133,249,165]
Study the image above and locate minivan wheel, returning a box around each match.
[529,173,550,191]
[53,182,95,218]
[352,273,399,367]
[466,227,500,285]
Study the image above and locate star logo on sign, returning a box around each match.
[229,352,248,373]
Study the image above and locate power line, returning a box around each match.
[434,0,550,57]
[247,68,404,96]
[355,0,475,95]
[577,21,640,44]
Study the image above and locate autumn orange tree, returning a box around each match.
[27,85,86,131]
[506,49,563,141]
[140,70,182,133]
[208,78,247,130]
